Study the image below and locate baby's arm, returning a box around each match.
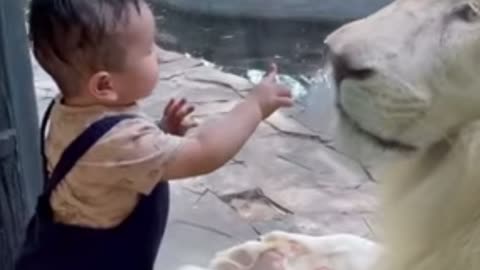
[78,65,292,195]
[164,64,293,180]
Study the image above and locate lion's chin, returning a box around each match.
[336,104,417,153]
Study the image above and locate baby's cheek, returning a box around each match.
[145,58,160,90]
[133,61,158,97]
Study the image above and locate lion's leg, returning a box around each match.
[180,232,381,270]
[261,231,381,270]
[177,240,285,270]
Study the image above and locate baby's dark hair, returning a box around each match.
[29,0,142,96]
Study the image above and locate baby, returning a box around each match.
[16,0,293,270]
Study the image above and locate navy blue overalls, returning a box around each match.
[15,101,170,270]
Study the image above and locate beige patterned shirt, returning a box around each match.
[45,98,183,228]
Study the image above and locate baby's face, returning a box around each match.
[110,2,159,104]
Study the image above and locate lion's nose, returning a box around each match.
[326,47,375,86]
[333,53,374,83]
[324,27,375,85]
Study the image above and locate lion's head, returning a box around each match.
[322,3,480,266]
[324,0,480,150]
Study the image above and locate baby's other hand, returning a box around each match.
[247,64,294,119]
[160,98,197,136]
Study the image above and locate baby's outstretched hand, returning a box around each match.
[247,64,294,119]
[160,98,197,136]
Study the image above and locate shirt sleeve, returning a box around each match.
[76,117,185,195]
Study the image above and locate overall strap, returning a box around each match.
[40,100,56,146]
[40,99,135,194]
[40,100,56,191]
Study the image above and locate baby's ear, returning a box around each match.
[88,71,118,102]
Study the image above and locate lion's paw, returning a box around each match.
[183,232,380,270]
[209,240,286,270]
[260,231,380,270]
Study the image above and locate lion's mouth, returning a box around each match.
[336,103,416,152]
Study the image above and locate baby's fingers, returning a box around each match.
[264,63,278,82]
[164,99,175,115]
[183,118,199,129]
[171,98,187,115]
[276,97,294,107]
[176,105,195,120]
[276,88,292,98]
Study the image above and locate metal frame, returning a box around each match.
[0,0,42,268]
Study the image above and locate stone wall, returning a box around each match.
[152,0,392,22]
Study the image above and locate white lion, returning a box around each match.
[180,0,480,270]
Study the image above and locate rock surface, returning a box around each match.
[33,48,379,270]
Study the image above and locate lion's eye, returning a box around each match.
[456,3,480,22]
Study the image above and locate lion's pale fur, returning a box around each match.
[375,123,480,270]
[326,0,480,149]
[326,0,480,269]
[179,0,480,269]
